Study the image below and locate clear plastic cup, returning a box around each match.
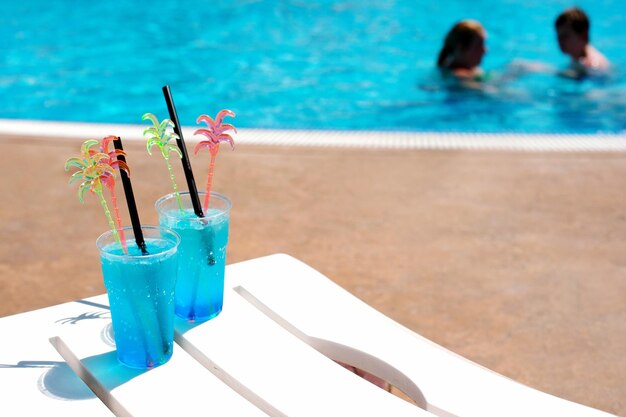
[155,192,231,322]
[97,226,179,368]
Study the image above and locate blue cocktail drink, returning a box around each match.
[156,192,231,322]
[97,226,179,369]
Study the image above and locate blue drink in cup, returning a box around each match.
[155,192,231,322]
[96,226,179,369]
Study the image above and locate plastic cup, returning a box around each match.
[96,226,180,369]
[155,192,231,322]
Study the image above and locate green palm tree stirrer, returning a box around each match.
[143,113,184,210]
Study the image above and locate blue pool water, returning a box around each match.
[2,0,625,133]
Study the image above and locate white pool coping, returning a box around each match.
[1,118,626,152]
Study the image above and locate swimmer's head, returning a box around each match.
[437,20,487,70]
[556,7,590,57]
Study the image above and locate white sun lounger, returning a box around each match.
[0,254,616,416]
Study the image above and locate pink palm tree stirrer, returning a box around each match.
[193,110,236,212]
[93,136,130,253]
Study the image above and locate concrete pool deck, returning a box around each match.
[0,123,625,415]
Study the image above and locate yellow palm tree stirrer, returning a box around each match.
[65,137,130,253]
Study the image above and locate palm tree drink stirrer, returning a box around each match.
[143,113,184,210]
[65,138,129,253]
[194,110,236,212]
[98,136,131,253]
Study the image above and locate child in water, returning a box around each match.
[555,7,609,78]
[436,20,488,89]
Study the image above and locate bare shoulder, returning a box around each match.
[582,45,610,71]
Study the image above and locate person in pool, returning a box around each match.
[555,7,609,79]
[436,20,488,88]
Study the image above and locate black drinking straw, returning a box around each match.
[162,85,204,218]
[113,136,148,255]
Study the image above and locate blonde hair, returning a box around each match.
[437,20,484,68]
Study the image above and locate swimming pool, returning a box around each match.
[2,0,625,134]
